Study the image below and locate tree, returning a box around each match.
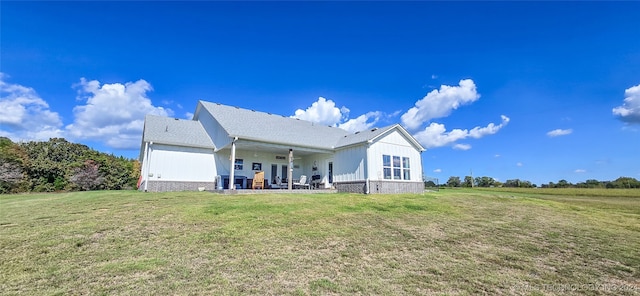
[505,179,535,188]
[14,138,139,193]
[556,179,571,188]
[446,176,461,187]
[463,176,475,187]
[475,176,496,187]
[0,137,29,193]
[70,160,104,191]
[610,177,640,188]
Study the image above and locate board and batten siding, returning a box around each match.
[147,144,216,182]
[333,144,367,182]
[367,130,423,182]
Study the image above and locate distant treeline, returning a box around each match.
[1,137,140,194]
[429,176,640,189]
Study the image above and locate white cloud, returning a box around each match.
[453,143,471,150]
[613,83,640,123]
[66,78,171,149]
[413,115,510,149]
[575,169,586,173]
[494,154,501,158]
[401,79,480,130]
[338,111,382,133]
[292,97,345,126]
[185,112,194,119]
[433,168,442,173]
[0,73,64,141]
[547,128,573,137]
[387,110,402,118]
[516,162,523,167]
[293,97,382,133]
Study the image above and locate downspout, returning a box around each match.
[366,178,370,194]
[288,149,293,190]
[144,141,152,192]
[365,143,370,194]
[229,137,238,190]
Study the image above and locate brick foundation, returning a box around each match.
[334,180,424,194]
[334,181,367,194]
[140,180,216,192]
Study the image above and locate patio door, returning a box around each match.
[281,165,288,182]
[328,161,333,184]
[270,164,278,184]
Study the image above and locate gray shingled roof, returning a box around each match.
[199,101,350,150]
[335,124,398,148]
[142,115,215,149]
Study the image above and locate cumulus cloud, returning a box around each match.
[401,79,480,130]
[0,73,64,141]
[413,115,510,149]
[613,83,640,123]
[575,169,586,173]
[547,128,573,137]
[292,97,345,126]
[433,168,442,173]
[338,111,382,133]
[516,162,523,167]
[293,97,382,133]
[66,78,171,149]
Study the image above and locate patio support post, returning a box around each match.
[229,137,238,190]
[288,149,293,190]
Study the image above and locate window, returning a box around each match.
[383,155,391,179]
[234,159,243,170]
[402,157,410,180]
[393,156,401,179]
[383,155,411,181]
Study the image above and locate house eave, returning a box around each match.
[144,139,215,150]
[226,135,335,153]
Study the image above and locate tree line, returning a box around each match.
[433,176,640,189]
[0,137,140,194]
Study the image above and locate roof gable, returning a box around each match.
[336,124,426,151]
[335,124,396,148]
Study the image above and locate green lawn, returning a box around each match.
[1,189,639,295]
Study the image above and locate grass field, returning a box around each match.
[1,189,639,295]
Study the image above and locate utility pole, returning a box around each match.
[470,169,474,188]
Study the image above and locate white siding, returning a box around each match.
[147,144,216,182]
[367,130,423,182]
[333,144,367,182]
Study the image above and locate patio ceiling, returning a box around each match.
[228,139,333,156]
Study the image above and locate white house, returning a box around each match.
[139,101,425,193]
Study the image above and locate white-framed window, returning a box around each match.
[383,155,391,179]
[393,156,401,179]
[402,157,410,180]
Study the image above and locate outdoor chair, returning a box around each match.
[270,176,284,189]
[252,171,265,189]
[293,175,310,189]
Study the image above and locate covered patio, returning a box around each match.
[217,137,334,191]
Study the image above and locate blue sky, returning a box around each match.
[1,1,639,185]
